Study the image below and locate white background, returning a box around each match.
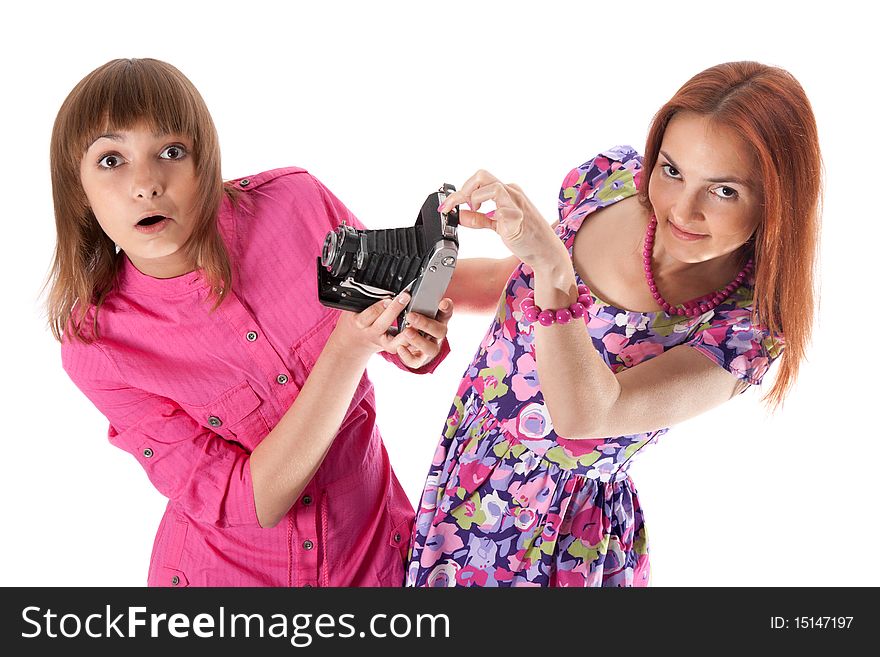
[2,0,877,587]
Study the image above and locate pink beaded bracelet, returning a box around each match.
[520,284,593,326]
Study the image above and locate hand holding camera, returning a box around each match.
[317,184,460,333]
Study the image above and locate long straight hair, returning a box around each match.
[47,58,232,342]
[639,62,822,408]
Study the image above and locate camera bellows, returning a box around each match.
[360,227,427,290]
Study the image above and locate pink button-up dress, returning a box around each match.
[62,168,444,586]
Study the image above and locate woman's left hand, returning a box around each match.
[394,298,453,369]
[439,170,568,269]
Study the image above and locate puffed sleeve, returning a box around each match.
[62,338,260,529]
[685,307,785,386]
[557,145,644,226]
[308,175,450,374]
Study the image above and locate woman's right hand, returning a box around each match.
[439,170,568,271]
[326,291,413,362]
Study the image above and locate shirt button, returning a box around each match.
[276,374,289,385]
[142,448,154,458]
[239,178,250,187]
[208,416,222,427]
[171,576,180,586]
[246,331,258,342]
[302,495,312,506]
[394,532,402,543]
[303,540,314,551]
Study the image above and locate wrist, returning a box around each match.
[522,284,592,327]
[528,242,572,281]
[531,250,577,304]
[324,327,373,369]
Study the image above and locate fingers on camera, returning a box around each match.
[354,300,387,329]
[406,331,437,355]
[356,292,408,330]
[377,292,409,329]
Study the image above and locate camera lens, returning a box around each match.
[321,231,339,269]
[321,225,361,277]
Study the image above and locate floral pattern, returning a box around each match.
[406,145,784,587]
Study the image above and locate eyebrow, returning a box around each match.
[90,133,123,145]
[659,150,751,187]
[87,128,173,148]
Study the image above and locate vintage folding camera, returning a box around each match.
[317,184,460,332]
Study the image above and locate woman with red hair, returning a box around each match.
[406,61,821,587]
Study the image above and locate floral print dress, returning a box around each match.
[405,145,784,587]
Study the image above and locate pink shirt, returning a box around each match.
[62,168,446,586]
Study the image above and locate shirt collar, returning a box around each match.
[117,254,206,297]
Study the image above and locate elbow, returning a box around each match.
[253,485,301,528]
[552,416,596,440]
[546,397,615,440]
[545,376,622,439]
[257,511,284,530]
[254,491,288,529]
[548,406,592,440]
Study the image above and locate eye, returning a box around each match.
[160,144,188,160]
[661,164,681,179]
[97,153,124,169]
[711,185,738,200]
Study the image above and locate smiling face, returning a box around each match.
[79,123,200,278]
[647,112,762,267]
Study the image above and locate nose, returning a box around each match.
[131,162,164,199]
[670,191,705,225]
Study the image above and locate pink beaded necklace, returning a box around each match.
[644,214,754,317]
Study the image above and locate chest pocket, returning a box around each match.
[181,380,270,452]
[292,310,339,370]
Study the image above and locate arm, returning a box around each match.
[530,258,741,436]
[444,255,521,314]
[439,171,745,439]
[65,296,414,530]
[247,338,371,527]
[246,295,410,527]
[64,351,262,530]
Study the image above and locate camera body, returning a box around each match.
[317,184,459,331]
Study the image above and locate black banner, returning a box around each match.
[1,587,872,653]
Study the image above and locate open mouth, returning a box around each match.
[137,215,167,227]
